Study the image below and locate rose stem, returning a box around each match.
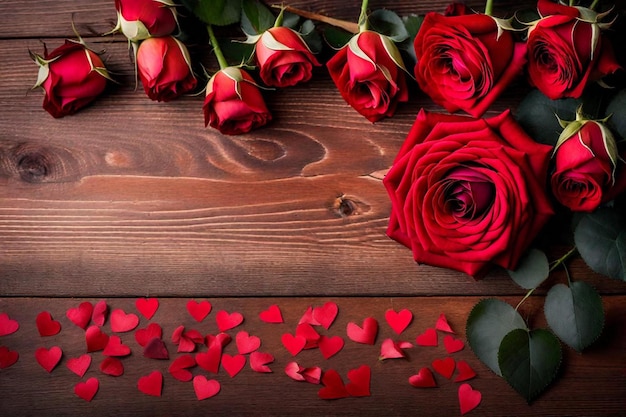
[271,5,359,34]
[207,24,229,70]
[358,0,369,32]
[484,0,493,16]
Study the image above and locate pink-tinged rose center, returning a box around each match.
[443,167,495,219]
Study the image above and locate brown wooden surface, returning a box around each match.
[1,0,626,415]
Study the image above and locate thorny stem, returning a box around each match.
[271,4,359,34]
[207,24,228,70]
[358,0,369,32]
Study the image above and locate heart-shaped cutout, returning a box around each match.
[35,346,62,373]
[138,371,163,397]
[207,332,231,349]
[458,383,482,415]
[235,331,261,355]
[454,360,477,382]
[250,351,274,373]
[86,325,109,352]
[318,335,344,359]
[74,377,99,402]
[298,306,321,326]
[281,333,306,356]
[301,366,322,384]
[196,345,221,373]
[346,317,378,345]
[135,323,163,347]
[259,304,283,323]
[221,353,246,377]
[193,375,220,400]
[135,298,159,320]
[0,313,19,336]
[110,309,139,333]
[345,365,371,397]
[409,367,437,388]
[100,357,124,376]
[168,354,196,382]
[435,313,454,333]
[66,302,93,329]
[432,357,456,379]
[312,302,338,330]
[186,300,212,322]
[66,354,92,377]
[143,337,169,360]
[444,335,465,354]
[318,369,349,400]
[415,328,438,347]
[379,338,406,360]
[36,311,61,337]
[92,300,108,327]
[285,361,305,381]
[103,335,131,357]
[216,310,244,332]
[296,323,321,349]
[0,346,19,369]
[384,308,413,335]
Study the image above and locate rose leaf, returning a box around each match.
[506,248,550,290]
[367,9,409,43]
[180,0,242,26]
[323,26,353,50]
[299,20,323,54]
[466,299,527,376]
[544,281,604,352]
[574,208,626,281]
[498,328,562,403]
[241,0,275,37]
[605,88,626,141]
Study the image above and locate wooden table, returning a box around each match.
[1,0,625,415]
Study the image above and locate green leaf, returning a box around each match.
[402,14,423,39]
[466,299,527,376]
[574,208,626,281]
[395,15,422,70]
[180,0,242,26]
[299,20,322,54]
[219,38,255,66]
[323,26,353,50]
[544,281,604,352]
[498,328,562,403]
[241,0,275,36]
[605,89,626,141]
[367,9,409,43]
[507,248,550,290]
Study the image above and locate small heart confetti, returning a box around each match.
[66,354,92,377]
[281,333,307,356]
[196,345,221,373]
[235,331,261,355]
[379,338,408,360]
[135,298,159,320]
[250,351,274,373]
[186,300,212,322]
[207,332,231,349]
[444,335,465,354]
[432,357,456,379]
[458,383,482,415]
[318,335,344,359]
[0,346,19,369]
[435,313,455,333]
[36,311,61,337]
[216,310,244,332]
[0,313,19,336]
[312,302,339,330]
[384,308,413,335]
[110,309,139,333]
[138,371,163,397]
[92,300,108,327]
[35,346,62,373]
[301,366,322,384]
[74,377,99,402]
[172,326,197,353]
[135,323,163,347]
[259,304,283,323]
[143,337,169,360]
[168,355,196,382]
[66,302,93,329]
[345,365,371,397]
[318,369,349,400]
[454,360,477,382]
[346,317,378,345]
[416,328,438,347]
[103,336,131,357]
[193,375,220,400]
[100,357,124,377]
[86,325,109,352]
[409,367,437,388]
[221,353,246,378]
[285,362,306,381]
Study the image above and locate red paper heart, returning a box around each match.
[432,357,456,379]
[259,304,283,324]
[301,366,322,384]
[318,335,344,360]
[103,335,131,357]
[318,369,349,400]
[250,351,274,373]
[196,345,221,373]
[281,333,307,356]
[379,338,406,360]
[168,354,196,382]
[298,306,321,326]
[36,311,61,337]
[221,353,246,378]
[66,302,93,329]
[435,313,454,333]
[444,335,465,354]
[215,310,244,332]
[0,346,19,369]
[285,361,306,381]
[454,360,477,382]
[0,313,19,336]
[409,367,437,388]
[143,337,169,360]
[193,375,220,400]
[110,309,139,333]
[345,365,371,397]
[92,300,108,327]
[74,377,99,402]
[206,332,231,349]
[415,328,438,347]
[312,302,339,330]
[35,346,62,373]
[346,317,378,345]
[66,354,92,377]
[296,323,321,349]
[172,326,197,353]
[186,300,212,322]
[458,383,482,415]
[384,308,413,335]
[236,331,261,355]
[85,325,109,353]
[135,323,163,347]
[138,371,163,397]
[135,298,159,320]
[100,357,124,376]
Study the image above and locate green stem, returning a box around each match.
[588,0,599,9]
[515,288,535,311]
[358,0,369,32]
[207,24,228,70]
[484,0,493,16]
[549,246,577,273]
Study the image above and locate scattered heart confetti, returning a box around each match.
[298,306,321,326]
[138,371,163,397]
[135,323,163,347]
[312,302,339,330]
[236,331,261,355]
[285,362,306,381]
[221,353,246,378]
[92,300,108,327]
[409,367,437,388]
[415,328,438,347]
[74,377,99,402]
[86,325,109,353]
[454,360,477,383]
[345,365,371,397]
[250,351,274,373]
[281,333,307,356]
[0,313,19,336]
[207,332,232,349]
[110,309,139,333]
[216,310,244,332]
[435,313,455,333]
[35,346,62,373]
[0,346,19,369]
[172,326,197,353]
[143,337,169,360]
[66,354,92,377]
[36,311,61,337]
[318,369,349,400]
[458,383,482,415]
[103,335,132,357]
[384,308,413,335]
[432,357,456,379]
[196,345,221,373]
[193,375,220,400]
[346,317,378,345]
[301,366,322,384]
[444,335,465,354]
[66,302,93,329]
[318,335,344,359]
[169,354,196,382]
[379,338,407,360]
[259,304,283,324]
[135,298,159,320]
[186,300,212,323]
[296,323,321,349]
[100,357,124,377]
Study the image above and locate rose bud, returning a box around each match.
[255,26,321,88]
[203,67,272,135]
[31,40,110,118]
[551,111,625,212]
[413,12,526,117]
[527,0,620,100]
[326,30,409,123]
[136,36,197,102]
[113,0,177,42]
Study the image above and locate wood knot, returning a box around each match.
[17,151,50,182]
[7,143,80,183]
[332,194,369,217]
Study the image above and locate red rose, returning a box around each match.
[203,67,272,135]
[136,36,197,102]
[32,40,109,118]
[326,30,408,123]
[551,118,626,211]
[114,0,177,42]
[527,0,620,100]
[383,110,554,277]
[255,26,320,88]
[413,12,526,117]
